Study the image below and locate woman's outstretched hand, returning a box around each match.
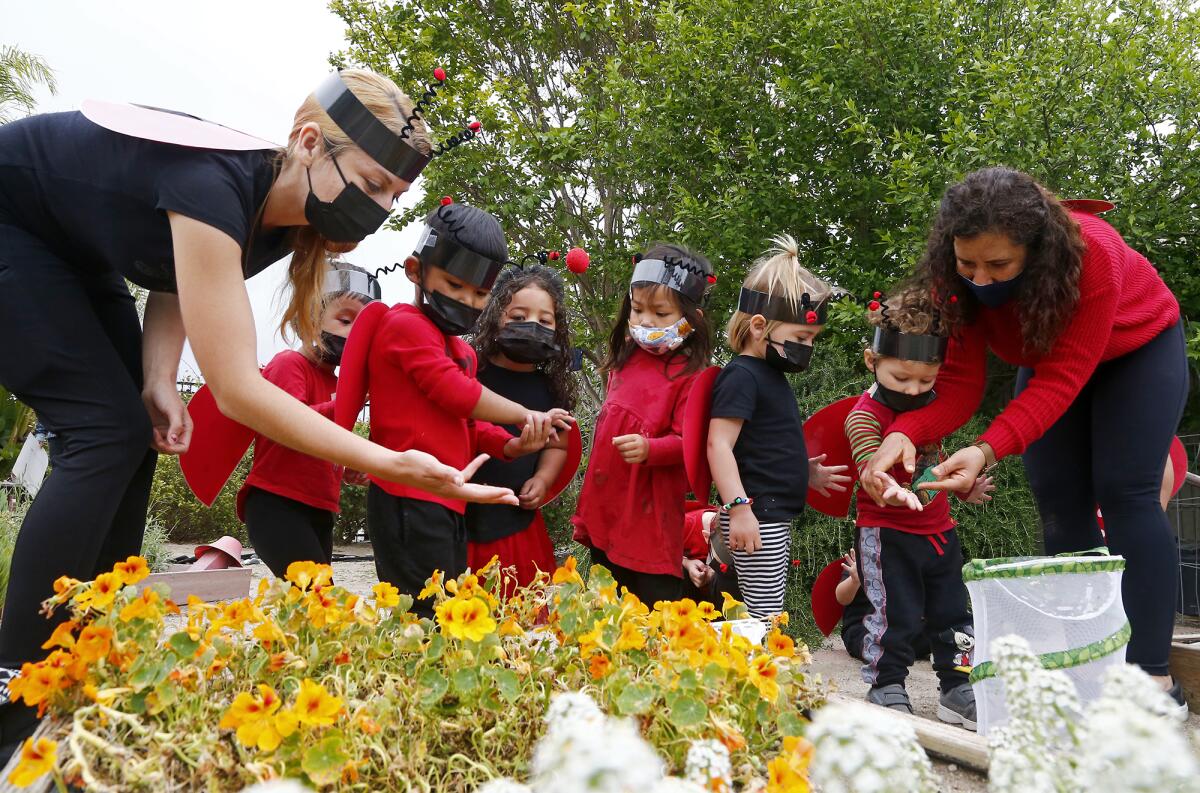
[917,445,987,496]
[383,451,519,505]
[861,432,917,506]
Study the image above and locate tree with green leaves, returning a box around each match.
[0,44,55,123]
[331,0,1200,424]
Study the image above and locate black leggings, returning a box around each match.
[0,223,157,669]
[589,548,682,605]
[242,487,335,578]
[1017,320,1188,676]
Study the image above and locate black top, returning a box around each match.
[465,362,556,543]
[709,354,808,522]
[0,111,291,292]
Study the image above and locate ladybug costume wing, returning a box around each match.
[334,300,389,430]
[803,395,860,517]
[682,366,722,501]
[179,384,256,506]
[541,422,583,506]
[811,558,847,637]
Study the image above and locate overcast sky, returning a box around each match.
[8,0,422,379]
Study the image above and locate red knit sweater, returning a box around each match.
[891,211,1179,460]
[363,304,515,513]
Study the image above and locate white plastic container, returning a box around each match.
[964,553,1129,734]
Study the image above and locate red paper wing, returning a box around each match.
[334,301,388,430]
[1169,435,1188,499]
[1060,198,1116,215]
[803,396,860,518]
[683,366,722,500]
[179,385,255,507]
[81,99,279,150]
[543,422,583,506]
[811,558,847,637]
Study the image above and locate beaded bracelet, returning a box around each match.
[721,496,754,511]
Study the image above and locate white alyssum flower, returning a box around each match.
[532,695,665,792]
[807,701,939,792]
[684,739,732,792]
[475,781,534,793]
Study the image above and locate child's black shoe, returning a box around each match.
[937,681,977,731]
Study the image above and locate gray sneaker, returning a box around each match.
[937,682,977,731]
[867,683,913,714]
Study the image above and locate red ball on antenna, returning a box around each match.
[433,67,447,82]
[873,291,881,299]
[805,310,819,324]
[565,247,590,274]
[440,196,454,206]
[706,274,717,285]
[547,250,561,261]
[868,300,880,311]
[719,563,729,573]
[949,295,958,304]
[469,121,482,132]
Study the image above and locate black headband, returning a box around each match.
[314,71,430,182]
[412,225,506,289]
[631,257,709,303]
[324,269,381,302]
[737,287,828,325]
[871,327,948,363]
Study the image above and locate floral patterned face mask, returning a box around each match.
[629,317,693,355]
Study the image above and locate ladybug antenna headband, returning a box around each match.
[737,287,828,326]
[867,290,949,364]
[323,268,381,303]
[314,67,480,183]
[630,253,713,304]
[407,197,506,290]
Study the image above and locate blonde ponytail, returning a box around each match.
[726,234,832,353]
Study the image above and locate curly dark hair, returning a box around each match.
[603,243,714,379]
[866,280,944,337]
[917,167,1085,354]
[473,264,577,410]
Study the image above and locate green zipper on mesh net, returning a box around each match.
[962,547,1124,583]
[969,621,1132,684]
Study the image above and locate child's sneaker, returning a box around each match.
[867,683,913,714]
[1167,679,1189,723]
[937,682,977,731]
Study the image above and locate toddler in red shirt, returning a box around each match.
[572,243,715,606]
[241,262,379,577]
[844,283,991,729]
[343,201,572,617]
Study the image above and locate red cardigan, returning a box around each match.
[242,350,341,512]
[363,304,514,513]
[891,211,1179,461]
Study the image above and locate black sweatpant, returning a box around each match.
[1017,319,1188,677]
[588,548,682,606]
[857,526,972,688]
[367,486,467,619]
[243,486,335,579]
[0,223,157,672]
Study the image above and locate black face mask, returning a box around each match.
[765,337,812,373]
[497,321,559,364]
[421,289,482,337]
[304,153,390,243]
[317,331,348,366]
[872,379,937,412]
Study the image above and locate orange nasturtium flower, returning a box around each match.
[766,630,796,659]
[285,561,333,591]
[292,678,344,727]
[435,596,497,642]
[7,737,57,788]
[74,625,113,664]
[40,621,77,651]
[112,555,150,586]
[372,582,401,609]
[74,572,122,612]
[417,570,445,601]
[588,653,613,679]
[219,684,296,752]
[119,588,163,623]
[748,654,780,702]
[551,556,583,586]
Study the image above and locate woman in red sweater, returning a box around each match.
[864,167,1188,702]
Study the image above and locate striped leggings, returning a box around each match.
[719,512,791,619]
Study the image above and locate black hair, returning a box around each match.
[918,167,1085,354]
[603,242,714,378]
[473,264,577,410]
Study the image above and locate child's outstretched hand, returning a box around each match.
[841,549,860,586]
[809,454,852,497]
[540,408,575,441]
[613,433,649,464]
[871,471,924,511]
[728,507,762,553]
[505,414,552,458]
[683,558,714,588]
[518,475,548,510]
[963,474,996,504]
